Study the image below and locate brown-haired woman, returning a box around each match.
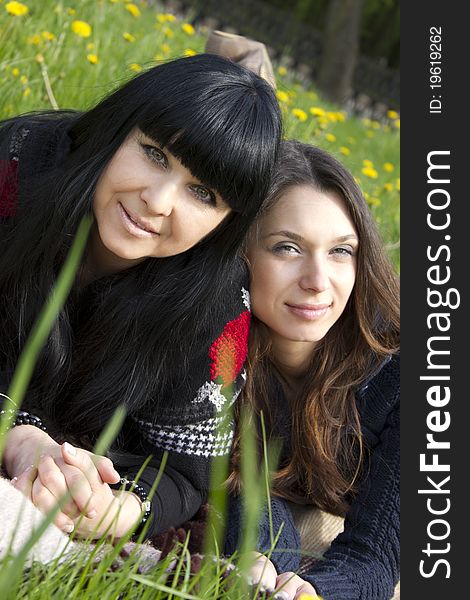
[225,140,400,600]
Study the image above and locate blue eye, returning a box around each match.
[189,184,216,206]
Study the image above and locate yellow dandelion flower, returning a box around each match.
[23,86,31,97]
[165,14,176,22]
[339,146,350,156]
[123,32,136,42]
[277,66,287,76]
[326,111,338,122]
[35,53,44,63]
[27,34,41,45]
[367,197,381,207]
[396,178,400,192]
[162,43,171,54]
[129,62,142,72]
[276,90,289,103]
[67,8,76,16]
[154,53,164,61]
[156,13,166,23]
[363,159,374,168]
[182,23,195,35]
[383,162,394,173]
[71,20,92,38]
[384,183,394,192]
[125,3,140,17]
[163,27,174,38]
[366,131,375,138]
[362,167,379,179]
[292,108,308,122]
[362,118,372,127]
[387,110,399,119]
[310,106,325,117]
[11,67,20,77]
[184,48,197,56]
[42,31,55,41]
[87,54,99,64]
[20,74,27,84]
[325,133,336,142]
[394,119,400,129]
[336,111,346,122]
[371,120,381,130]
[5,2,29,16]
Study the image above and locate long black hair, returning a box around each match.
[0,54,282,438]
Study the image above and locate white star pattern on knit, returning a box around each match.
[241,287,251,310]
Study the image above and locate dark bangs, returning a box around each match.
[136,54,281,218]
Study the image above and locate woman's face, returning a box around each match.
[248,185,358,350]
[92,129,231,272]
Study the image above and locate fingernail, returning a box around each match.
[64,442,77,456]
[87,509,97,519]
[63,523,74,534]
[274,592,289,600]
[10,477,18,487]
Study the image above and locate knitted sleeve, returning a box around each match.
[115,267,252,538]
[302,355,400,600]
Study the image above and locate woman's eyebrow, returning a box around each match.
[264,231,359,243]
[264,230,304,241]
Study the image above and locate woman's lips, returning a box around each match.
[118,203,159,238]
[285,303,331,320]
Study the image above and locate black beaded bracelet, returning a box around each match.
[0,408,47,431]
[111,476,152,538]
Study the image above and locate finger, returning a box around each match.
[83,450,120,484]
[275,572,302,600]
[294,585,319,600]
[31,477,75,534]
[37,454,68,500]
[249,553,277,592]
[61,443,111,488]
[11,465,37,500]
[58,462,96,518]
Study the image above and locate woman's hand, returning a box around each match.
[274,571,319,599]
[248,553,319,599]
[13,442,141,538]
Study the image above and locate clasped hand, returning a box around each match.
[7,426,141,538]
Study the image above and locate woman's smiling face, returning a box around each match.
[91,129,231,273]
[247,184,358,351]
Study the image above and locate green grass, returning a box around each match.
[0,0,400,272]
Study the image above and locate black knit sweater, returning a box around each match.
[0,115,252,538]
[225,354,400,600]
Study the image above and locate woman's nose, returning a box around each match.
[140,179,176,216]
[299,258,330,292]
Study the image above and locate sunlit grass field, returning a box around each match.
[0,0,400,270]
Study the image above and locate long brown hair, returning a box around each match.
[228,140,400,515]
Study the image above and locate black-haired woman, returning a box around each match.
[0,54,282,540]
